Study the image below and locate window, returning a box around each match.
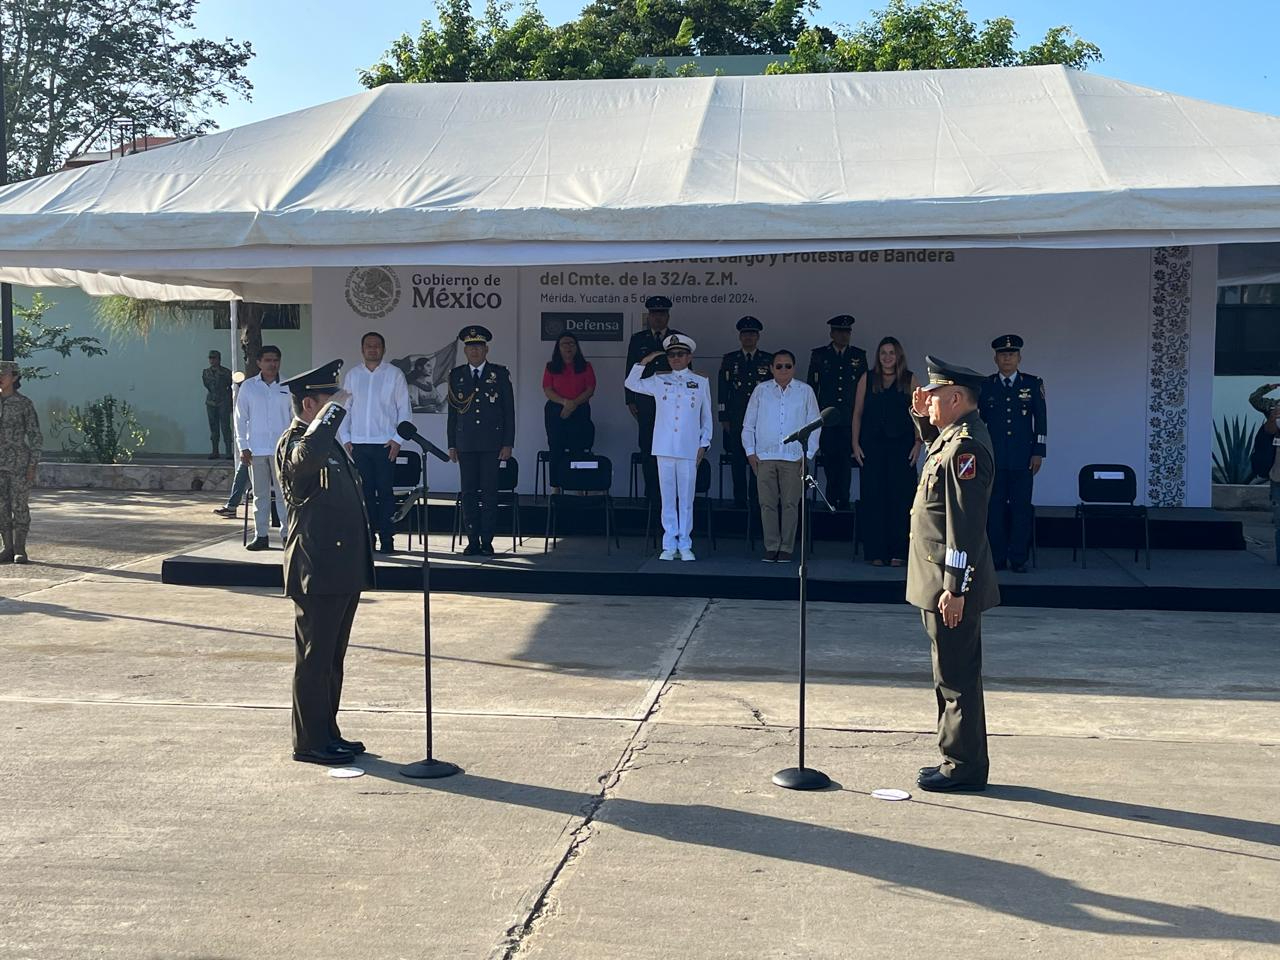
[1216,291,1280,375]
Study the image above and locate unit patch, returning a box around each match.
[956,453,976,480]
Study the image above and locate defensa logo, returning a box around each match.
[344,266,402,319]
[541,312,624,341]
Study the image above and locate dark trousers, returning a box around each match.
[722,425,757,506]
[292,592,360,752]
[921,608,989,783]
[818,422,852,509]
[206,402,233,455]
[545,400,595,453]
[352,443,395,543]
[635,398,658,500]
[458,449,501,543]
[860,437,915,562]
[989,467,1034,565]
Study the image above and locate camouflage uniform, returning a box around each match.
[0,385,43,561]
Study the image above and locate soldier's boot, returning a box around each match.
[0,529,13,564]
[12,527,28,565]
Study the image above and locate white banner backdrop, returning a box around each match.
[313,247,1216,506]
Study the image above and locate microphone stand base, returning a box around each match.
[772,766,831,791]
[400,758,463,780]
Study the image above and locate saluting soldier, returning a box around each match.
[718,316,772,508]
[277,359,375,766]
[0,360,42,565]
[625,296,681,499]
[907,356,999,792]
[806,314,868,510]
[979,334,1047,573]
[447,325,515,557]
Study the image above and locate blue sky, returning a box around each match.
[192,0,1280,130]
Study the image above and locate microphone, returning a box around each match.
[396,421,450,462]
[782,407,834,445]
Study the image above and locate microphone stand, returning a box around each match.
[773,429,832,791]
[398,436,461,780]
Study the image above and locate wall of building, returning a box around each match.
[12,286,313,456]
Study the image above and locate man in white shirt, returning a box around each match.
[624,333,712,561]
[741,349,820,562]
[339,331,412,553]
[234,345,294,550]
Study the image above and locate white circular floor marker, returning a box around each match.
[871,788,911,801]
[329,767,366,779]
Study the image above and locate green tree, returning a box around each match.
[1,0,254,179]
[13,292,108,382]
[768,0,1101,74]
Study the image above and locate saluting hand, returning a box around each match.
[641,350,665,365]
[911,386,931,418]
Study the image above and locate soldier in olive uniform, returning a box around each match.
[447,325,515,557]
[625,296,682,499]
[806,315,868,510]
[907,356,1000,792]
[718,316,771,508]
[202,350,234,460]
[0,360,42,565]
[277,359,375,766]
[979,335,1047,573]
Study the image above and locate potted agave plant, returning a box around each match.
[1211,416,1267,510]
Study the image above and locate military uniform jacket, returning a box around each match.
[979,372,1047,467]
[446,363,515,452]
[718,349,772,425]
[0,392,42,474]
[276,403,375,599]
[624,366,713,459]
[906,410,1000,614]
[624,327,683,405]
[806,344,868,426]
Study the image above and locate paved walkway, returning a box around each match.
[1,492,1277,959]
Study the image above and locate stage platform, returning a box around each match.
[162,507,1279,612]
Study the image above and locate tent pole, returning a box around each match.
[0,31,12,362]
[229,298,240,371]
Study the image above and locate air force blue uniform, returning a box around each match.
[979,369,1046,568]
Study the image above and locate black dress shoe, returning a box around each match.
[376,540,394,554]
[479,542,496,556]
[1009,561,1028,573]
[331,737,365,755]
[918,765,940,778]
[245,537,270,551]
[213,507,238,518]
[917,769,986,792]
[292,746,355,766]
[462,541,481,556]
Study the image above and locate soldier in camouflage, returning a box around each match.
[0,361,43,564]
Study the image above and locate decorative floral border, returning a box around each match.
[1147,246,1191,507]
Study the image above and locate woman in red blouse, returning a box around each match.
[542,333,597,456]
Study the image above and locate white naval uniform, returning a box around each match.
[625,364,713,551]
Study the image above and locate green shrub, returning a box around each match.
[1212,415,1264,485]
[51,395,148,464]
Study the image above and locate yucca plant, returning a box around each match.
[1212,416,1264,485]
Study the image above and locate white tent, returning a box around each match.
[2,65,1280,302]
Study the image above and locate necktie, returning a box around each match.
[1004,377,1013,388]
[473,368,481,388]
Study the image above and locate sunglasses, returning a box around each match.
[667,350,691,358]
[773,363,793,369]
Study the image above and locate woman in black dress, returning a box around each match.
[852,337,920,566]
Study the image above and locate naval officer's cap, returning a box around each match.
[920,355,985,393]
[645,295,672,312]
[458,325,493,345]
[735,315,763,333]
[992,334,1024,353]
[663,333,697,354]
[827,314,856,330]
[282,359,343,398]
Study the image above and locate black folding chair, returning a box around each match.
[390,450,424,552]
[535,450,551,500]
[644,457,715,550]
[1073,464,1150,569]
[629,451,647,500]
[452,455,522,553]
[545,454,620,553]
[718,451,734,502]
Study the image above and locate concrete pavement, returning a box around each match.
[1,491,1276,959]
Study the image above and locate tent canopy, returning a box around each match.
[3,64,1280,302]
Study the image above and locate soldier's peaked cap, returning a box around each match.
[458,325,492,345]
[664,333,697,353]
[282,358,343,397]
[827,314,856,329]
[992,334,1024,352]
[0,360,20,376]
[735,316,763,332]
[645,295,672,311]
[921,355,985,393]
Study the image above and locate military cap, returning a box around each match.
[458,325,493,345]
[645,295,673,312]
[827,314,856,329]
[282,358,343,397]
[663,333,697,353]
[735,316,763,332]
[991,334,1024,353]
[0,360,19,375]
[920,355,985,393]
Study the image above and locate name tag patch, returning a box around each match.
[957,453,976,480]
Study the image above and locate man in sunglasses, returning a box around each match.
[741,350,821,562]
